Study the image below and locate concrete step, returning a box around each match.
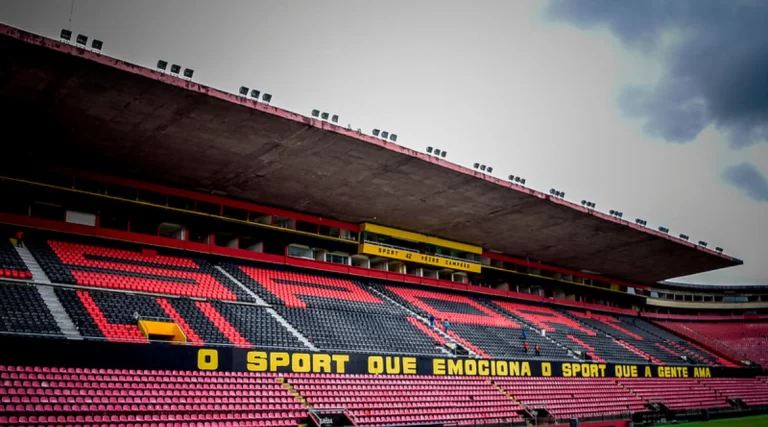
[13,243,51,284]
[36,284,82,340]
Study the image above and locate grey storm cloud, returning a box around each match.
[722,162,768,203]
[546,0,768,149]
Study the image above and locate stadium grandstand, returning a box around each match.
[0,23,767,427]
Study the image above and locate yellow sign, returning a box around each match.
[360,223,482,254]
[359,243,482,273]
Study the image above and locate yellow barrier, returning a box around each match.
[138,320,187,344]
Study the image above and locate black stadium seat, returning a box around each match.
[0,282,61,336]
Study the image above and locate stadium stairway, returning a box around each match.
[214,265,317,351]
[12,244,49,284]
[368,286,466,357]
[34,285,81,340]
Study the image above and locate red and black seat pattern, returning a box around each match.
[496,377,646,419]
[54,288,301,348]
[620,378,730,410]
[491,302,645,364]
[0,239,32,281]
[28,240,253,302]
[0,365,307,427]
[377,284,564,360]
[222,263,445,355]
[286,374,524,426]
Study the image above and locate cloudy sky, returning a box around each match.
[1,0,766,285]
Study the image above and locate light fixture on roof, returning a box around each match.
[60,29,72,41]
[473,163,480,169]
[373,129,380,137]
[480,165,487,171]
[635,218,647,226]
[156,60,168,71]
[321,112,329,120]
[262,93,272,104]
[91,39,103,51]
[679,234,689,241]
[389,134,397,142]
[715,247,723,253]
[75,34,88,46]
[311,109,320,118]
[610,210,624,218]
[332,114,339,123]
[183,68,194,79]
[239,86,249,96]
[487,167,493,173]
[698,241,708,247]
[428,146,445,157]
[382,131,390,140]
[658,226,669,234]
[250,89,261,100]
[170,64,181,75]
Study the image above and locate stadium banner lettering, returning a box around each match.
[0,336,756,379]
[358,243,482,273]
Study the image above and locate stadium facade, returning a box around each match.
[0,24,766,427]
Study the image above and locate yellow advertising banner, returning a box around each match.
[359,243,482,273]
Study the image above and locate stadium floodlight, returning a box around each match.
[559,191,565,198]
[440,150,446,158]
[321,112,329,120]
[715,247,723,253]
[311,109,320,118]
[427,146,434,153]
[332,115,339,123]
[473,163,480,169]
[262,93,272,103]
[487,167,493,173]
[170,64,181,74]
[156,60,168,71]
[434,149,442,156]
[588,202,595,208]
[515,177,521,183]
[610,210,615,215]
[382,131,390,139]
[373,129,380,137]
[550,189,556,195]
[698,241,708,247]
[91,39,103,51]
[76,34,88,46]
[239,86,249,96]
[183,68,194,79]
[658,226,669,233]
[509,175,515,181]
[390,134,397,142]
[60,29,72,41]
[480,165,487,171]
[520,178,526,184]
[250,89,261,99]
[679,234,689,241]
[617,212,623,218]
